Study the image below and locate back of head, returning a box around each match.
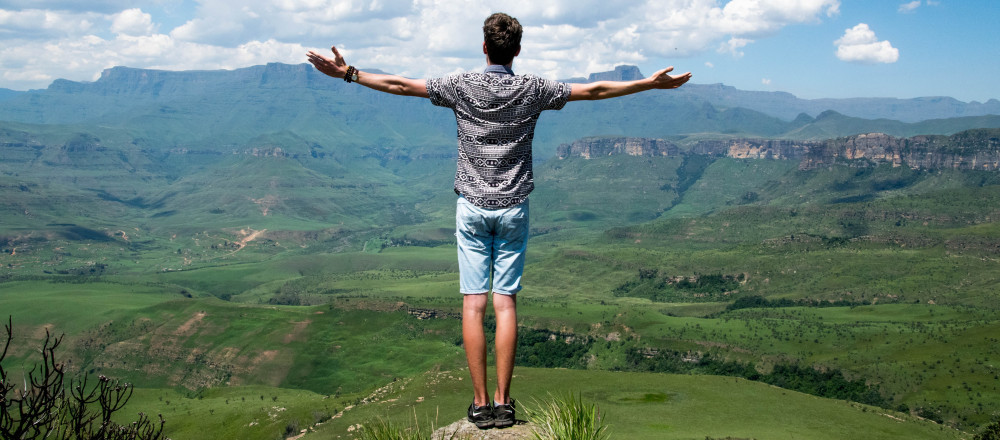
[483,13,522,66]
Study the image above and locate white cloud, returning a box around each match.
[762,78,771,85]
[1,31,309,89]
[510,0,842,79]
[0,0,846,90]
[170,17,248,46]
[705,61,715,68]
[111,8,156,36]
[0,8,103,39]
[834,23,899,64]
[168,0,417,47]
[898,1,921,13]
[718,37,752,58]
[0,1,139,14]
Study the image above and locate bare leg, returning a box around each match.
[463,293,490,407]
[492,292,517,405]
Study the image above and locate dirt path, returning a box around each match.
[175,311,206,336]
[232,228,267,252]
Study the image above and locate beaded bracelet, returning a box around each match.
[344,66,356,83]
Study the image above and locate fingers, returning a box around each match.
[305,45,343,61]
[306,53,330,70]
[331,46,345,63]
[306,45,347,75]
[306,48,342,78]
[650,66,674,78]
[650,69,692,89]
[306,50,327,62]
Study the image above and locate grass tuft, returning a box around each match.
[526,392,611,440]
[358,417,430,440]
[357,408,459,440]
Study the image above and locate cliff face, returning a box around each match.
[689,138,820,161]
[53,63,319,97]
[558,130,1000,171]
[556,137,680,159]
[804,131,1000,171]
[587,65,645,82]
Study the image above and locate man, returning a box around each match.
[307,12,691,430]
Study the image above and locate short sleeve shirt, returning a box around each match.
[426,65,571,209]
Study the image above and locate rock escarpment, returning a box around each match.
[558,129,1000,171]
[556,137,680,159]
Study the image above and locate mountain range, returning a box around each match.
[564,64,1000,123]
[1,63,998,161]
[3,62,999,245]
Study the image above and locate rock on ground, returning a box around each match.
[432,419,535,440]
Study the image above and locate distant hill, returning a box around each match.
[0,88,21,102]
[561,66,1000,123]
[2,62,1000,249]
[1,63,998,163]
[679,82,1000,123]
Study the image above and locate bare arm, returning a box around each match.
[568,67,692,101]
[307,46,428,98]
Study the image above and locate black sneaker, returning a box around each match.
[467,402,494,429]
[493,399,515,428]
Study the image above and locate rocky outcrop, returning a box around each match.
[690,138,821,161]
[406,308,459,320]
[559,129,1000,171]
[432,419,534,440]
[556,137,680,159]
[803,131,1000,170]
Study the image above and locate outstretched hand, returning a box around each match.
[648,67,692,90]
[307,46,348,79]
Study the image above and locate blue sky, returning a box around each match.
[1,0,997,103]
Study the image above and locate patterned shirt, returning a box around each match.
[426,65,571,209]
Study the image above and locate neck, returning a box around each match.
[484,64,514,75]
[485,55,513,69]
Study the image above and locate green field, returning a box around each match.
[307,365,966,440]
[120,364,970,440]
[4,144,1000,439]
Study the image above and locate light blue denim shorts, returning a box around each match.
[456,196,529,296]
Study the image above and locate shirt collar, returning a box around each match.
[483,64,514,76]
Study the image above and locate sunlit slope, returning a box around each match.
[0,282,462,395]
[302,365,963,440]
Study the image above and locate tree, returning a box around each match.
[1,317,167,439]
[976,422,1000,440]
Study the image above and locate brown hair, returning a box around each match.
[483,13,522,66]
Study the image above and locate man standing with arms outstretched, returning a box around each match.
[307,12,691,430]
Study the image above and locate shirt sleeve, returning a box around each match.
[426,75,458,109]
[539,78,571,112]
